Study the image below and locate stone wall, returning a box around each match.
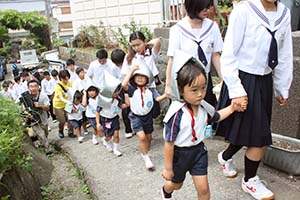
[0,138,54,200]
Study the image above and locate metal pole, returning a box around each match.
[45,0,53,49]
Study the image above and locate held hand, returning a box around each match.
[231,96,248,112]
[276,96,287,106]
[162,168,174,181]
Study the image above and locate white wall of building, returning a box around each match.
[70,0,161,36]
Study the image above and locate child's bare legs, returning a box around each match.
[136,131,154,169]
[113,130,122,156]
[163,181,183,196]
[136,131,151,155]
[74,127,81,138]
[192,175,210,200]
[146,133,152,151]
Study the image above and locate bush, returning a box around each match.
[111,19,153,51]
[74,22,109,49]
[0,97,29,173]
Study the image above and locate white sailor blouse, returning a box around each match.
[221,0,293,99]
[167,17,223,73]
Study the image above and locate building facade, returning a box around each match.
[70,0,161,36]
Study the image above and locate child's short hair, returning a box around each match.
[73,90,83,102]
[111,49,125,65]
[14,75,21,83]
[51,69,58,77]
[96,49,108,59]
[2,80,11,88]
[184,0,212,20]
[75,67,84,75]
[87,86,99,94]
[58,70,70,80]
[66,59,75,66]
[43,71,50,76]
[177,58,207,94]
[21,71,30,78]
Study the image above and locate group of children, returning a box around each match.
[0,0,293,199]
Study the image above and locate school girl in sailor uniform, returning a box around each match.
[216,0,293,199]
[165,0,223,107]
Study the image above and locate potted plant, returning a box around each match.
[262,133,300,175]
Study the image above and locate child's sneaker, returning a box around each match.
[141,154,155,171]
[78,136,84,143]
[84,131,89,135]
[92,138,99,145]
[160,187,174,200]
[125,133,133,139]
[48,126,51,131]
[218,151,237,178]
[53,119,58,123]
[113,149,122,156]
[105,143,113,152]
[242,176,275,200]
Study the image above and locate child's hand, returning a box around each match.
[132,65,140,71]
[162,168,174,181]
[231,99,248,112]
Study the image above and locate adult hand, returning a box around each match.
[231,96,248,112]
[276,96,287,106]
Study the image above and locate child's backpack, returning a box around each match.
[11,63,19,77]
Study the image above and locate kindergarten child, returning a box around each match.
[161,50,245,200]
[96,72,128,156]
[65,90,87,143]
[84,82,105,145]
[122,62,166,170]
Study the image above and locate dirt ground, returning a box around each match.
[43,152,92,200]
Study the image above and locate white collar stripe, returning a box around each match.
[275,7,287,27]
[248,1,270,24]
[177,21,214,42]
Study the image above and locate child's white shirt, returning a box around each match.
[87,59,116,90]
[72,77,90,92]
[46,78,59,96]
[67,104,84,120]
[99,97,120,119]
[86,95,99,118]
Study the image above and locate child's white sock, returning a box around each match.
[92,134,97,140]
[113,142,119,151]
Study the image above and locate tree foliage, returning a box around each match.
[0,10,51,50]
[0,97,29,173]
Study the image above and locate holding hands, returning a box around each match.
[231,96,248,112]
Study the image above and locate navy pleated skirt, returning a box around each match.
[215,70,273,147]
[204,72,217,107]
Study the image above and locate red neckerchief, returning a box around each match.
[140,49,146,56]
[187,105,198,142]
[139,87,144,107]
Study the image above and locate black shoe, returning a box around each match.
[58,132,64,138]
[68,133,76,138]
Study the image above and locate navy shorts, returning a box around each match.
[88,118,97,130]
[172,142,208,184]
[69,119,83,129]
[100,115,120,137]
[129,112,153,134]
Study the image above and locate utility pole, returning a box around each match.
[45,0,53,49]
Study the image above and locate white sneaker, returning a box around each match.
[113,149,122,156]
[218,151,237,178]
[53,119,58,123]
[141,154,155,170]
[105,143,113,152]
[125,133,133,139]
[78,136,84,143]
[92,138,99,145]
[83,131,89,135]
[48,127,51,131]
[242,176,275,200]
